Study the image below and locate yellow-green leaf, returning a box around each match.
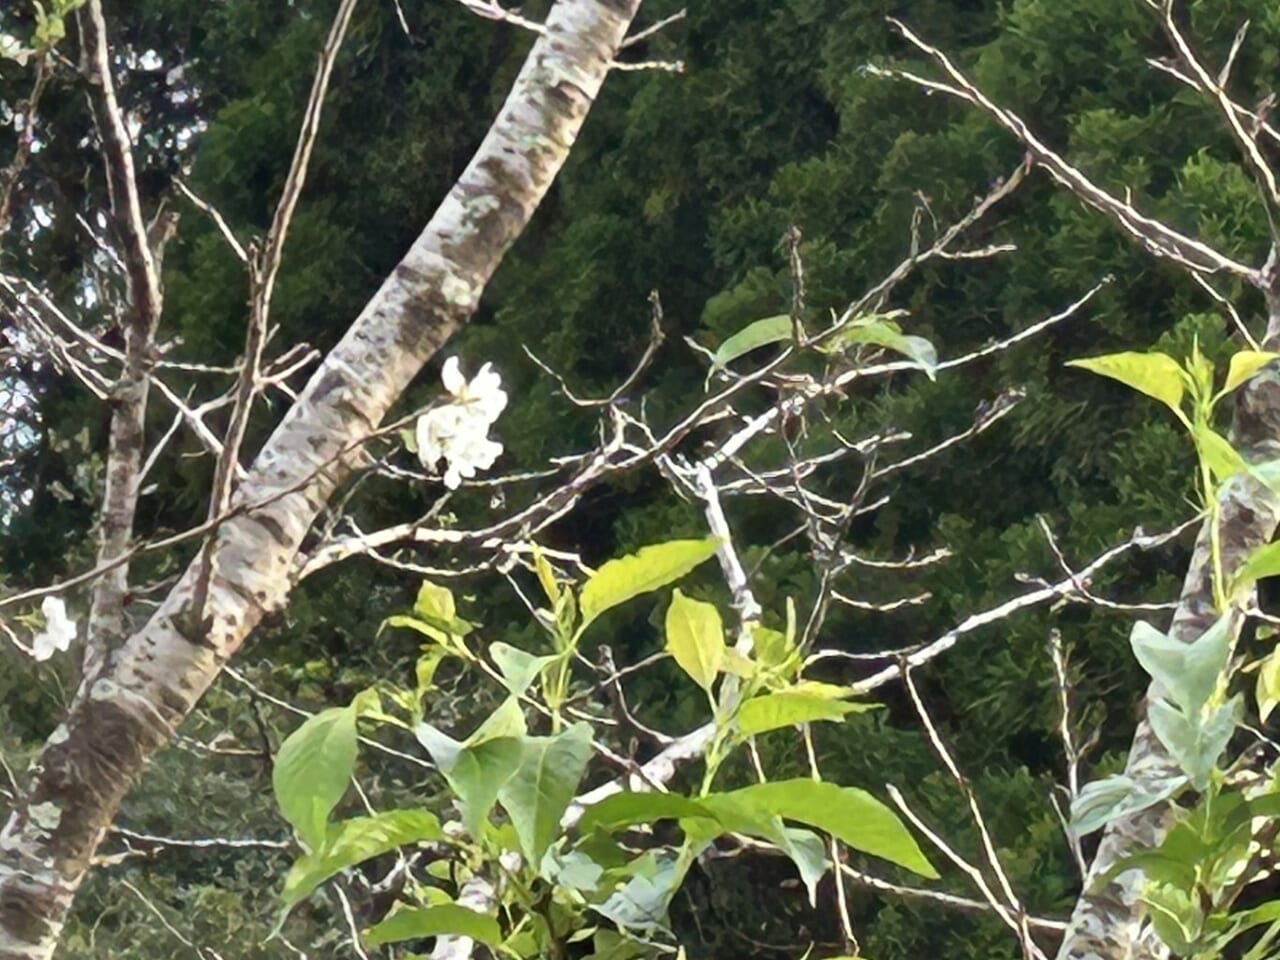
[1224,351,1280,394]
[665,589,725,691]
[737,691,873,737]
[1235,541,1280,595]
[1256,648,1280,723]
[1067,352,1185,417]
[579,538,719,629]
[1195,426,1246,484]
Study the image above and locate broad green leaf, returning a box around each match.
[577,793,717,835]
[417,709,526,838]
[1235,541,1280,594]
[700,780,936,878]
[448,739,524,836]
[1067,352,1185,417]
[1195,425,1246,484]
[1149,697,1240,789]
[1257,647,1280,723]
[490,642,558,697]
[365,904,502,947]
[1130,616,1230,714]
[1223,350,1279,394]
[1070,772,1188,835]
[469,697,528,743]
[827,319,938,380]
[579,538,719,630]
[664,589,725,692]
[736,691,872,736]
[1144,881,1203,954]
[498,724,594,862]
[282,810,441,909]
[273,706,357,850]
[711,315,793,370]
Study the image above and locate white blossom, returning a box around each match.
[31,596,75,661]
[415,358,507,489]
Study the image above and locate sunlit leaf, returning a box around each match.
[579,538,719,630]
[664,589,724,692]
[1067,352,1185,418]
[736,691,872,736]
[1222,350,1279,395]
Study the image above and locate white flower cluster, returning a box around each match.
[415,357,507,489]
[31,596,75,661]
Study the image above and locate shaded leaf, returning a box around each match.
[577,793,717,835]
[699,780,936,877]
[711,315,792,370]
[1130,616,1230,714]
[498,723,594,861]
[283,810,441,909]
[1070,772,1189,835]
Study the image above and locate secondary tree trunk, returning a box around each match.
[1056,280,1280,959]
[0,2,640,956]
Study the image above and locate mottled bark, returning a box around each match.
[0,2,639,956]
[1056,282,1280,960]
[78,0,167,678]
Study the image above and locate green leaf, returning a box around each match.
[273,706,357,850]
[1070,772,1189,835]
[577,793,717,835]
[1256,647,1280,723]
[1195,425,1246,483]
[1223,351,1279,394]
[1149,697,1240,789]
[282,810,441,909]
[826,318,938,380]
[664,589,725,692]
[594,851,686,931]
[1235,541,1280,594]
[1130,616,1230,714]
[1067,352,1185,417]
[579,538,719,630]
[417,723,523,838]
[711,315,793,370]
[736,691,872,737]
[365,904,502,947]
[490,642,558,697]
[699,780,936,878]
[778,826,826,907]
[498,724,595,862]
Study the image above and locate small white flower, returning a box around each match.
[414,359,507,488]
[441,357,507,423]
[31,596,75,662]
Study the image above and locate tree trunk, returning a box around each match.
[1056,282,1280,959]
[0,2,640,955]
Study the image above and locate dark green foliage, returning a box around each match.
[7,0,1280,956]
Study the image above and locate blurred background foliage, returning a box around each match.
[3,0,1277,956]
